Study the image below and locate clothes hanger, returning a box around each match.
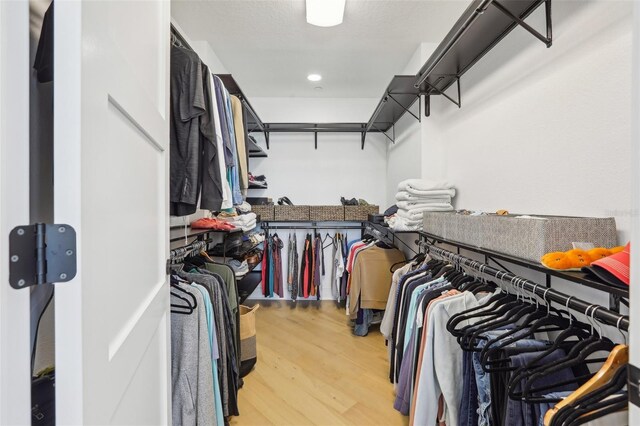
[455,277,533,347]
[507,305,612,401]
[481,290,576,371]
[551,366,628,426]
[564,394,627,426]
[170,276,197,314]
[518,308,616,402]
[322,233,334,250]
[544,344,628,425]
[199,249,215,263]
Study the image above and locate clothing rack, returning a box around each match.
[169,239,209,264]
[415,239,629,331]
[170,24,193,51]
[364,222,418,256]
[261,222,365,231]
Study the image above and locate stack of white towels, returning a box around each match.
[388,179,455,231]
[219,211,257,232]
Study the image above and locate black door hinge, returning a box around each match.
[9,223,77,289]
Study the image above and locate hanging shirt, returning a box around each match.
[199,65,224,211]
[222,89,243,205]
[208,73,233,210]
[230,96,249,193]
[170,46,205,216]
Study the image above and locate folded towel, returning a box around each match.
[397,179,452,192]
[396,201,453,211]
[220,212,257,224]
[397,206,453,222]
[395,190,455,202]
[389,217,423,231]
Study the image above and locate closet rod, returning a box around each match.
[261,225,365,230]
[170,24,193,51]
[415,240,629,331]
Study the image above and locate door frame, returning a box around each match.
[0,0,33,424]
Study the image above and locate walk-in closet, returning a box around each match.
[1,0,639,425]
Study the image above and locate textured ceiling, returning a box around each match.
[171,0,468,98]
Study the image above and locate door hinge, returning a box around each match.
[9,223,77,289]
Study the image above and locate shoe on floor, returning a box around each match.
[227,259,249,277]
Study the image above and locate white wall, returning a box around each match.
[249,97,387,207]
[244,97,388,301]
[422,0,633,243]
[385,43,436,206]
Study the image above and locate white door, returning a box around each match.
[0,0,32,424]
[54,1,172,424]
[631,1,640,423]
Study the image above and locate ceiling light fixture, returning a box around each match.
[306,0,346,27]
[307,74,322,82]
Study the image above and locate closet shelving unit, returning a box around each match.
[169,226,241,243]
[247,136,267,158]
[414,240,629,331]
[415,0,552,115]
[242,0,553,147]
[365,222,629,312]
[214,74,266,136]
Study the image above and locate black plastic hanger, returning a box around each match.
[552,365,628,426]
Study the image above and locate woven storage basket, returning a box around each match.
[274,205,310,221]
[310,205,345,221]
[344,205,379,221]
[423,212,618,262]
[252,205,274,221]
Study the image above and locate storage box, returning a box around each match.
[423,212,618,262]
[252,205,274,221]
[274,205,310,221]
[344,205,379,221]
[310,205,345,221]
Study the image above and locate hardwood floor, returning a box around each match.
[230,300,408,426]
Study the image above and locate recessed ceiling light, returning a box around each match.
[307,74,322,82]
[306,0,346,27]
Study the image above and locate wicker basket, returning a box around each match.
[274,205,310,221]
[310,205,344,221]
[423,212,618,262]
[344,205,379,221]
[252,205,274,221]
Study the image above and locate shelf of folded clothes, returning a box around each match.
[169,225,241,243]
[248,184,268,189]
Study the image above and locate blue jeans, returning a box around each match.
[459,350,479,426]
[474,329,550,426]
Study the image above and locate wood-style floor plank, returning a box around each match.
[230,300,408,426]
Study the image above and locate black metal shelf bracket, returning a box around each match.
[423,76,462,109]
[370,123,394,144]
[387,93,421,124]
[491,0,552,48]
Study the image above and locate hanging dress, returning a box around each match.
[300,235,309,298]
[261,235,269,296]
[273,234,284,298]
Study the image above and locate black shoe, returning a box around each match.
[278,197,294,206]
[340,197,358,206]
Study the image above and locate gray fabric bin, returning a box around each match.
[423,212,618,262]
